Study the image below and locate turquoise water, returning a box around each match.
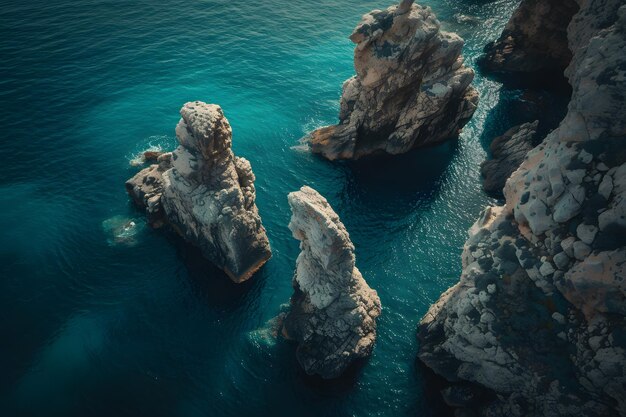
[0,1,533,416]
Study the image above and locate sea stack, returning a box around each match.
[418,3,626,416]
[309,0,478,160]
[126,101,271,283]
[282,186,381,378]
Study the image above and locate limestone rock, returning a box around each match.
[126,101,271,283]
[282,186,381,378]
[418,3,626,416]
[308,0,478,160]
[481,121,539,196]
[480,0,579,77]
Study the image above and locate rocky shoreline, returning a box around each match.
[418,1,626,416]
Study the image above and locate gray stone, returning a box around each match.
[282,186,381,379]
[481,121,539,196]
[576,224,598,245]
[554,252,571,270]
[573,241,591,261]
[418,2,626,416]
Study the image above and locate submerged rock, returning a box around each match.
[126,101,271,283]
[102,215,144,247]
[309,0,478,160]
[282,186,381,378]
[480,0,579,77]
[418,3,626,416]
[480,121,539,196]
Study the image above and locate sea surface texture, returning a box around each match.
[0,1,562,416]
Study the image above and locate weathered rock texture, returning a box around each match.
[419,2,626,416]
[481,121,539,196]
[480,0,579,76]
[282,186,381,378]
[126,101,271,283]
[309,0,478,160]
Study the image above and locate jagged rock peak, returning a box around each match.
[308,0,478,160]
[126,101,271,283]
[282,186,381,378]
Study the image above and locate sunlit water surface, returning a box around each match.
[0,1,553,416]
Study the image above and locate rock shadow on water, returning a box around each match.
[340,139,459,218]
[479,87,570,152]
[169,233,265,312]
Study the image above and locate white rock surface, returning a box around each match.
[126,101,271,283]
[282,186,381,378]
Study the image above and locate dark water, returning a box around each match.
[0,1,556,416]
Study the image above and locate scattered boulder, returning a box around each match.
[480,121,539,196]
[308,0,478,160]
[126,101,271,283]
[282,186,381,378]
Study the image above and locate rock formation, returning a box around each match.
[481,121,539,197]
[480,0,579,77]
[419,2,626,416]
[309,0,478,160]
[282,186,381,378]
[126,101,271,283]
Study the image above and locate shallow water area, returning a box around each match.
[0,1,565,416]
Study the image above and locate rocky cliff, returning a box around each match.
[308,0,478,160]
[282,186,381,378]
[418,1,626,416]
[126,101,271,283]
[480,0,579,78]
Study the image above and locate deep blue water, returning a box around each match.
[0,1,540,416]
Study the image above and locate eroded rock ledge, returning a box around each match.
[419,2,626,416]
[309,0,478,160]
[282,186,381,378]
[126,101,271,283]
[481,121,539,197]
[479,0,579,78]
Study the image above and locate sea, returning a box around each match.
[0,1,566,416]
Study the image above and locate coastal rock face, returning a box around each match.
[309,0,478,160]
[126,101,271,283]
[480,0,579,76]
[282,186,381,378]
[419,3,626,417]
[481,121,539,196]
